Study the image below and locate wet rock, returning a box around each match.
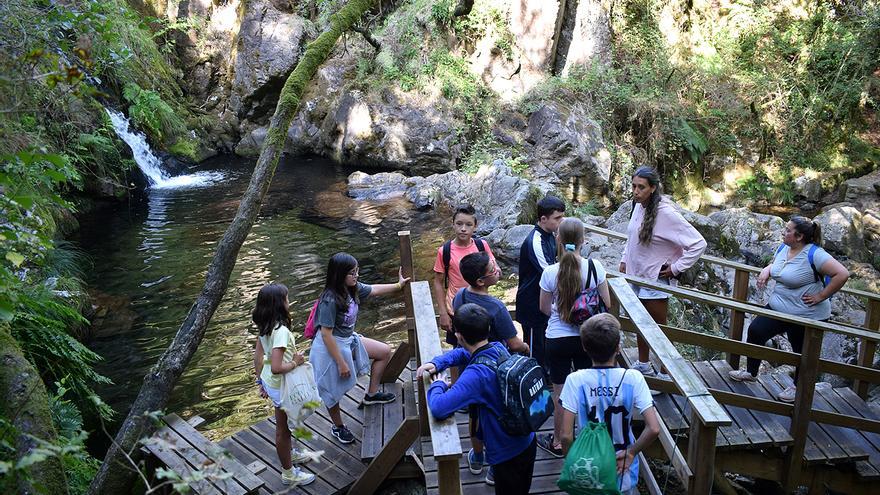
[814,204,867,260]
[347,171,410,201]
[708,208,785,264]
[86,290,137,340]
[524,102,611,198]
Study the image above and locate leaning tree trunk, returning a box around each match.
[88,1,377,493]
[0,324,69,495]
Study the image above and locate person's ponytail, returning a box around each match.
[555,218,585,324]
[811,221,823,248]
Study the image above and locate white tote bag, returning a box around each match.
[279,362,322,427]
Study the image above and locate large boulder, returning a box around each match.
[484,224,535,262]
[229,0,310,121]
[347,161,551,233]
[557,0,612,76]
[524,102,611,201]
[708,208,784,265]
[814,204,867,260]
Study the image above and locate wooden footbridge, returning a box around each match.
[144,228,880,494]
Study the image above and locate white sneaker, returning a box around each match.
[728,370,757,382]
[631,361,655,376]
[291,447,312,464]
[281,467,316,486]
[777,386,797,403]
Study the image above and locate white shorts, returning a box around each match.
[264,384,282,408]
[629,278,671,300]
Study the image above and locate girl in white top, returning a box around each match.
[536,217,611,457]
[252,283,316,486]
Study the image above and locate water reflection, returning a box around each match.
[76,155,451,439]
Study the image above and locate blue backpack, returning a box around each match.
[775,243,830,287]
[470,346,554,436]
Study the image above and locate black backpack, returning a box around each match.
[442,237,486,288]
[470,347,554,436]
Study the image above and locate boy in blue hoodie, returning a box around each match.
[418,304,537,495]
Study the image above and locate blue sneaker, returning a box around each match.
[467,448,484,474]
[485,466,495,486]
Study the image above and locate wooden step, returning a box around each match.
[361,382,405,461]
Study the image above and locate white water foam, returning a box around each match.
[105,108,223,189]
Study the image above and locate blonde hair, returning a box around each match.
[556,217,585,324]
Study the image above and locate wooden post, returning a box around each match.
[854,299,880,398]
[783,326,823,492]
[686,410,717,495]
[436,456,463,495]
[399,231,416,353]
[727,269,750,369]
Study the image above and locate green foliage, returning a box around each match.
[566,199,601,219]
[123,83,187,144]
[459,132,523,175]
[168,139,199,162]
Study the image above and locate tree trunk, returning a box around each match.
[88,1,378,493]
[0,324,69,495]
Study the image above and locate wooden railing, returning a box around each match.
[411,280,463,495]
[584,222,880,399]
[608,278,731,493]
[610,271,880,491]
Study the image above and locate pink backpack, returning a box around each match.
[303,299,320,339]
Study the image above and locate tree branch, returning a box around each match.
[351,25,381,51]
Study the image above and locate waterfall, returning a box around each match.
[106,108,223,189]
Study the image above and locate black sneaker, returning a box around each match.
[537,433,564,458]
[331,425,355,444]
[362,391,396,405]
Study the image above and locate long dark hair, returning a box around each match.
[790,216,823,247]
[633,166,663,245]
[252,283,291,337]
[556,217,585,324]
[324,252,360,310]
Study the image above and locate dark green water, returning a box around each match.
[76,155,451,439]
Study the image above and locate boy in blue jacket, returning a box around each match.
[417,304,537,495]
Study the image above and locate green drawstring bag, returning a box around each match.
[556,421,620,495]
[558,370,629,495]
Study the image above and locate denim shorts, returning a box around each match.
[629,277,671,300]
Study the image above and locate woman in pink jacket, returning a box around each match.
[619,166,707,376]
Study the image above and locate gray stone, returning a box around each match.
[484,224,535,262]
[524,103,611,198]
[347,171,410,201]
[231,0,309,119]
[559,1,612,76]
[708,208,784,264]
[814,204,867,260]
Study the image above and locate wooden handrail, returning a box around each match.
[608,278,731,426]
[583,223,880,303]
[607,278,729,494]
[609,270,880,343]
[410,281,462,495]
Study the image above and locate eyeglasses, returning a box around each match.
[478,264,501,280]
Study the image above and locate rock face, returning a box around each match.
[814,205,867,261]
[347,161,550,234]
[708,208,784,264]
[229,0,310,121]
[524,102,611,200]
[557,0,612,76]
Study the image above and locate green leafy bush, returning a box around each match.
[122,83,187,144]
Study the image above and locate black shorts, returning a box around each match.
[546,335,592,385]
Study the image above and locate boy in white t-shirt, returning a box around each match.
[559,314,660,494]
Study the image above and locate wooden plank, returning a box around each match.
[651,392,689,432]
[784,325,823,490]
[146,426,221,494]
[165,414,263,494]
[399,231,416,351]
[816,387,880,480]
[654,413,693,485]
[347,417,419,495]
[381,341,413,383]
[855,299,880,397]
[638,452,663,495]
[383,383,404,447]
[808,386,870,462]
[411,281,463,460]
[361,402,384,460]
[219,436,291,495]
[693,361,770,448]
[264,417,365,478]
[728,268,750,368]
[436,457,462,495]
[708,360,793,446]
[403,369,419,457]
[608,278,731,427]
